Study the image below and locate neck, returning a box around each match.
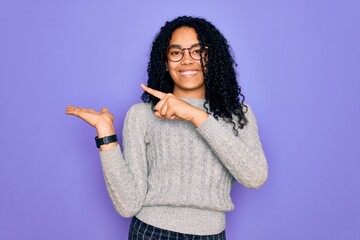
[172,88,205,99]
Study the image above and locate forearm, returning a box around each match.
[100,145,146,217]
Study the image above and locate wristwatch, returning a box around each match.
[95,134,118,148]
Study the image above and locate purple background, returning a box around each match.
[1,0,359,239]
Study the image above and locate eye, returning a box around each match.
[191,47,202,55]
[168,47,183,56]
[170,50,182,55]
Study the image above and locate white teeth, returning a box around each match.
[180,71,198,76]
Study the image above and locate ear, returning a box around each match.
[165,61,169,71]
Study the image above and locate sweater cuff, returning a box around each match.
[196,115,226,145]
[99,144,121,163]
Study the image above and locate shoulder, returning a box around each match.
[128,102,153,114]
[123,102,155,134]
[240,103,260,132]
[243,103,257,123]
[125,102,155,122]
[220,103,257,130]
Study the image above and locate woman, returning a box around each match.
[66,16,268,240]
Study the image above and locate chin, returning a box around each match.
[175,82,205,92]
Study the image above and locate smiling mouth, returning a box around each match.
[179,70,199,77]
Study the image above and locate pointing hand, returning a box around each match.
[141,84,208,126]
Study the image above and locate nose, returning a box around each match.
[180,49,194,65]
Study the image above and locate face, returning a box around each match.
[166,27,206,98]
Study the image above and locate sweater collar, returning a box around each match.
[180,97,207,110]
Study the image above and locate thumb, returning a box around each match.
[101,107,109,113]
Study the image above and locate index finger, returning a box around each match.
[141,84,166,99]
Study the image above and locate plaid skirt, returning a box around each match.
[128,216,226,240]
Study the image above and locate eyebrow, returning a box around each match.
[168,43,201,49]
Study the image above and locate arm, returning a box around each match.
[99,104,149,217]
[196,105,268,189]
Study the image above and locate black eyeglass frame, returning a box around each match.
[166,43,207,62]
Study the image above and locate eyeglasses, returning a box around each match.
[166,44,207,62]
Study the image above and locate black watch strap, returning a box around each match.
[95,134,118,148]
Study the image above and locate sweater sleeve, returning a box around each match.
[196,105,268,189]
[99,104,149,217]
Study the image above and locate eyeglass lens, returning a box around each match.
[167,45,204,62]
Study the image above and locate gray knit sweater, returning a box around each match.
[99,98,268,235]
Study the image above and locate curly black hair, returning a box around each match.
[141,16,248,135]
